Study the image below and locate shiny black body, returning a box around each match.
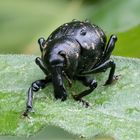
[45,20,106,75]
[23,20,118,116]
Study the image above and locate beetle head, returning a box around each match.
[45,39,70,69]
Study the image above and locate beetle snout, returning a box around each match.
[54,90,67,101]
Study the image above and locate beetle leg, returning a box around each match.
[35,57,49,75]
[82,60,116,85]
[23,76,51,116]
[102,35,117,62]
[73,76,97,107]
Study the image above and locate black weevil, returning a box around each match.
[23,19,118,116]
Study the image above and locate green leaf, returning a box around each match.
[0,55,140,140]
[113,24,140,58]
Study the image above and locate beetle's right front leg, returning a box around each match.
[23,76,51,117]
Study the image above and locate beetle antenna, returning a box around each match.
[38,37,46,52]
[62,71,72,87]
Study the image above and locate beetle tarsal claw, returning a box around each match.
[72,93,91,108]
[104,74,121,86]
[80,99,91,108]
[114,74,121,80]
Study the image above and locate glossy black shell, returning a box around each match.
[45,20,107,75]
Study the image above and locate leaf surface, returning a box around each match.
[0,55,140,140]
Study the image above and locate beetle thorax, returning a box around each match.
[43,37,80,76]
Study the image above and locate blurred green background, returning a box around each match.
[0,0,140,57]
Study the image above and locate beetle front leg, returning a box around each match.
[23,76,51,116]
[73,76,97,107]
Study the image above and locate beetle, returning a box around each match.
[23,19,118,116]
